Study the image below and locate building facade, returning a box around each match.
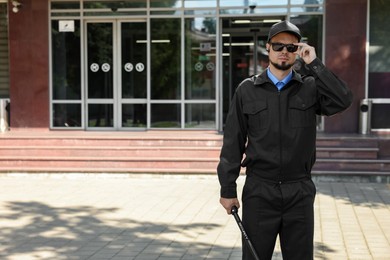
[1,0,389,133]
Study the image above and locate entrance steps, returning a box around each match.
[0,131,222,174]
[313,135,390,178]
[0,131,389,177]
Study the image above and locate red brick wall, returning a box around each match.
[8,0,49,129]
[324,0,367,133]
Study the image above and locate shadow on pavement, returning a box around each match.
[314,242,336,260]
[2,180,388,259]
[0,201,226,259]
[315,182,390,209]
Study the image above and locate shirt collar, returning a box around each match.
[267,68,293,90]
[254,69,303,86]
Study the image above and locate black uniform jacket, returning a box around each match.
[217,58,353,198]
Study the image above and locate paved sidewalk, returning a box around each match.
[0,174,389,260]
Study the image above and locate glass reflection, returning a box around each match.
[220,0,287,7]
[88,104,113,127]
[185,104,216,128]
[87,23,113,99]
[51,2,80,9]
[371,105,390,128]
[291,0,323,4]
[83,0,146,9]
[184,0,217,8]
[185,17,216,100]
[150,0,181,8]
[53,104,81,127]
[151,104,181,128]
[122,104,147,127]
[369,0,390,98]
[52,20,81,100]
[150,18,181,99]
[121,22,147,99]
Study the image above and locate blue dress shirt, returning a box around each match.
[267,69,293,91]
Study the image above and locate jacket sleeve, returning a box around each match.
[308,58,353,116]
[217,84,248,198]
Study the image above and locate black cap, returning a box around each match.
[267,20,302,42]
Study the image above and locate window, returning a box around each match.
[150,18,181,100]
[369,0,390,130]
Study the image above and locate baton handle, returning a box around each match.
[231,206,260,260]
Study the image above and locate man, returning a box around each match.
[217,20,353,260]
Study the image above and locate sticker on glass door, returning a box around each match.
[90,63,99,72]
[124,62,133,72]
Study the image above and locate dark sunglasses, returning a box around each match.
[270,42,298,53]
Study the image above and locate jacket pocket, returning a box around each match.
[243,100,268,131]
[289,95,317,128]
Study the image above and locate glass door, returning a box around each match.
[120,21,147,129]
[85,20,147,130]
[86,22,114,129]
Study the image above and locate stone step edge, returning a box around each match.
[0,156,219,162]
[0,146,379,152]
[0,156,389,163]
[0,167,388,176]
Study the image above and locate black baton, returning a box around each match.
[231,206,260,260]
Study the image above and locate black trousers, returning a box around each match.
[241,176,316,260]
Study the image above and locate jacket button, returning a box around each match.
[302,104,306,108]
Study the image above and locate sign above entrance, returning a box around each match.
[59,20,75,32]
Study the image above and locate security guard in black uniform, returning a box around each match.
[217,20,353,260]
